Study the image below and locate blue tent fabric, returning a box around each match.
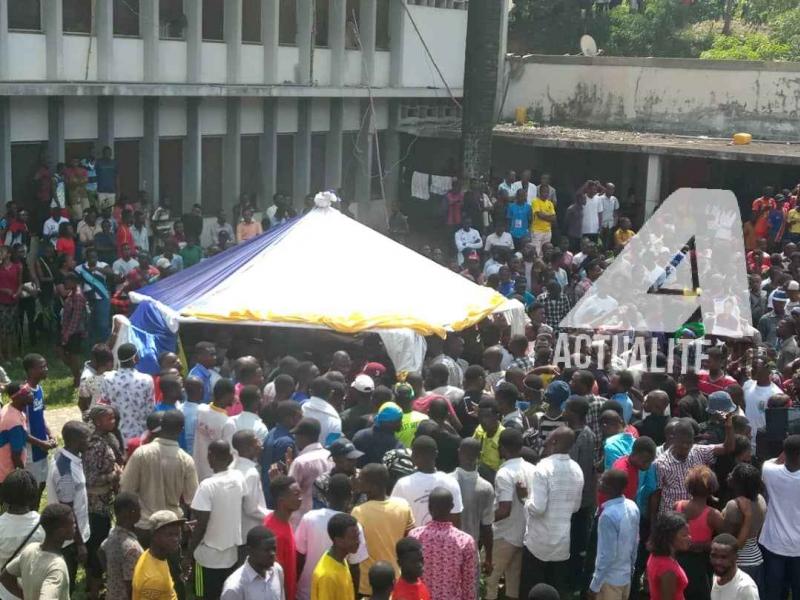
[134,216,301,311]
[129,300,178,375]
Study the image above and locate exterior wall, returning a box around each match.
[398,4,467,89]
[502,55,800,141]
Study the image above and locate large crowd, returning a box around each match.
[0,155,800,600]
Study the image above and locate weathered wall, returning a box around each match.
[502,55,800,140]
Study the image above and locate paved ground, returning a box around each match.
[49,405,82,435]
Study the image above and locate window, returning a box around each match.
[159,138,183,213]
[11,143,46,213]
[115,140,140,202]
[376,0,390,50]
[160,0,186,40]
[341,131,358,202]
[276,135,294,197]
[371,131,386,199]
[310,134,327,194]
[202,0,223,41]
[8,0,41,31]
[344,0,359,49]
[278,0,296,45]
[242,0,261,43]
[201,137,223,214]
[314,0,329,47]
[240,136,261,202]
[63,0,92,34]
[114,0,140,36]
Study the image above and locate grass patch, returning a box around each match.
[3,344,78,408]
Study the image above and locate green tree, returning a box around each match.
[699,31,791,60]
[509,0,609,55]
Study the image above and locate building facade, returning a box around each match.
[0,0,468,225]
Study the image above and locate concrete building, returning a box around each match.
[0,0,468,226]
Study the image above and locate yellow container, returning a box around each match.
[515,106,528,125]
[732,132,752,145]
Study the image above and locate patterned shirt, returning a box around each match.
[537,292,572,330]
[586,395,606,464]
[60,288,87,342]
[101,367,155,441]
[408,520,477,600]
[507,355,534,372]
[100,526,143,600]
[655,444,718,514]
[83,430,123,515]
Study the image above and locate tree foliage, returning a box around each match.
[700,32,791,60]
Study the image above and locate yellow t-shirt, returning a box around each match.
[614,228,635,247]
[311,552,354,600]
[531,198,555,233]
[787,208,800,234]
[132,550,177,600]
[352,498,415,595]
[473,423,505,471]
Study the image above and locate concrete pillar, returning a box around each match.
[225,0,243,84]
[383,99,401,206]
[0,0,9,80]
[329,0,346,87]
[260,98,278,203]
[48,96,65,164]
[44,0,64,80]
[96,0,115,81]
[645,153,663,219]
[97,97,115,153]
[494,0,510,116]
[354,99,374,209]
[223,97,242,208]
[296,0,314,85]
[186,0,202,83]
[262,0,279,84]
[0,97,11,204]
[141,0,159,81]
[142,97,160,206]
[183,98,202,212]
[293,98,312,204]
[388,0,405,88]
[359,0,377,86]
[325,98,343,190]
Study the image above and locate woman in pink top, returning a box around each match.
[675,466,725,600]
[647,511,691,600]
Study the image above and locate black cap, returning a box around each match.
[291,417,321,439]
[328,437,364,460]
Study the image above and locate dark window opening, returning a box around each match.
[371,131,386,199]
[202,0,224,41]
[114,0,140,36]
[345,0,359,49]
[159,138,183,213]
[376,0,390,50]
[276,135,294,197]
[310,133,327,194]
[341,131,358,202]
[278,0,296,45]
[201,137,223,214]
[242,0,261,43]
[8,0,41,31]
[63,0,92,34]
[11,143,46,212]
[315,0,329,47]
[240,136,261,204]
[115,139,140,202]
[160,0,186,40]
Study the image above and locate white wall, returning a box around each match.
[400,5,466,89]
[241,97,264,134]
[115,97,144,138]
[6,33,46,80]
[240,45,265,85]
[200,42,227,84]
[503,55,800,140]
[311,99,331,132]
[113,38,144,82]
[9,97,48,142]
[63,35,98,81]
[200,98,227,135]
[159,98,188,136]
[159,41,188,83]
[64,97,98,139]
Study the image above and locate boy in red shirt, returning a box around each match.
[393,537,431,600]
[264,475,302,600]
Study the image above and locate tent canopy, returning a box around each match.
[132,197,508,338]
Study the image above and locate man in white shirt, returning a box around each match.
[391,435,463,528]
[743,356,783,448]
[498,170,517,198]
[759,435,800,600]
[220,526,285,600]
[486,429,536,600]
[131,210,150,253]
[301,377,342,447]
[233,386,269,442]
[519,426,584,599]
[42,207,69,243]
[485,221,514,254]
[597,182,619,247]
[112,243,139,282]
[287,418,332,529]
[454,217,483,266]
[232,430,269,542]
[190,440,246,600]
[710,533,759,600]
[193,379,236,481]
[582,188,604,241]
[510,170,537,205]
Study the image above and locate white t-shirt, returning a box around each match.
[510,181,537,205]
[742,380,783,438]
[112,257,139,279]
[492,457,537,547]
[710,568,759,600]
[234,456,269,540]
[0,512,45,600]
[192,404,236,481]
[191,469,245,569]
[391,471,463,527]
[485,232,514,253]
[581,195,603,235]
[759,459,800,556]
[295,508,369,600]
[598,194,619,227]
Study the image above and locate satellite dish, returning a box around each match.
[580,35,598,57]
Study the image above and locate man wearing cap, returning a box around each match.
[353,402,405,467]
[313,438,365,510]
[362,362,387,387]
[532,381,570,457]
[101,343,155,442]
[454,216,483,266]
[341,374,375,440]
[288,418,332,529]
[132,510,185,600]
[758,290,788,348]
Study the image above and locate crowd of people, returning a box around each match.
[1,164,800,600]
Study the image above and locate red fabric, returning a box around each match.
[0,262,21,304]
[228,382,244,417]
[116,224,136,258]
[413,395,457,419]
[393,578,432,600]
[55,237,76,258]
[445,191,463,226]
[647,555,688,600]
[675,501,713,545]
[264,513,297,600]
[697,372,737,396]
[597,454,640,507]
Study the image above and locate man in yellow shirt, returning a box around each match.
[613,216,636,253]
[531,184,556,255]
[132,510,184,600]
[311,513,361,600]
[472,399,505,477]
[787,204,800,243]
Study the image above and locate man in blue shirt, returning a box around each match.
[261,400,302,507]
[590,469,640,599]
[187,341,220,404]
[23,354,56,503]
[506,189,533,249]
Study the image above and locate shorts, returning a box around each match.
[25,456,49,484]
[61,333,85,354]
[97,192,116,210]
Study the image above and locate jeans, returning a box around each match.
[762,546,800,600]
[519,547,568,600]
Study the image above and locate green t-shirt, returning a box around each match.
[180,244,203,268]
